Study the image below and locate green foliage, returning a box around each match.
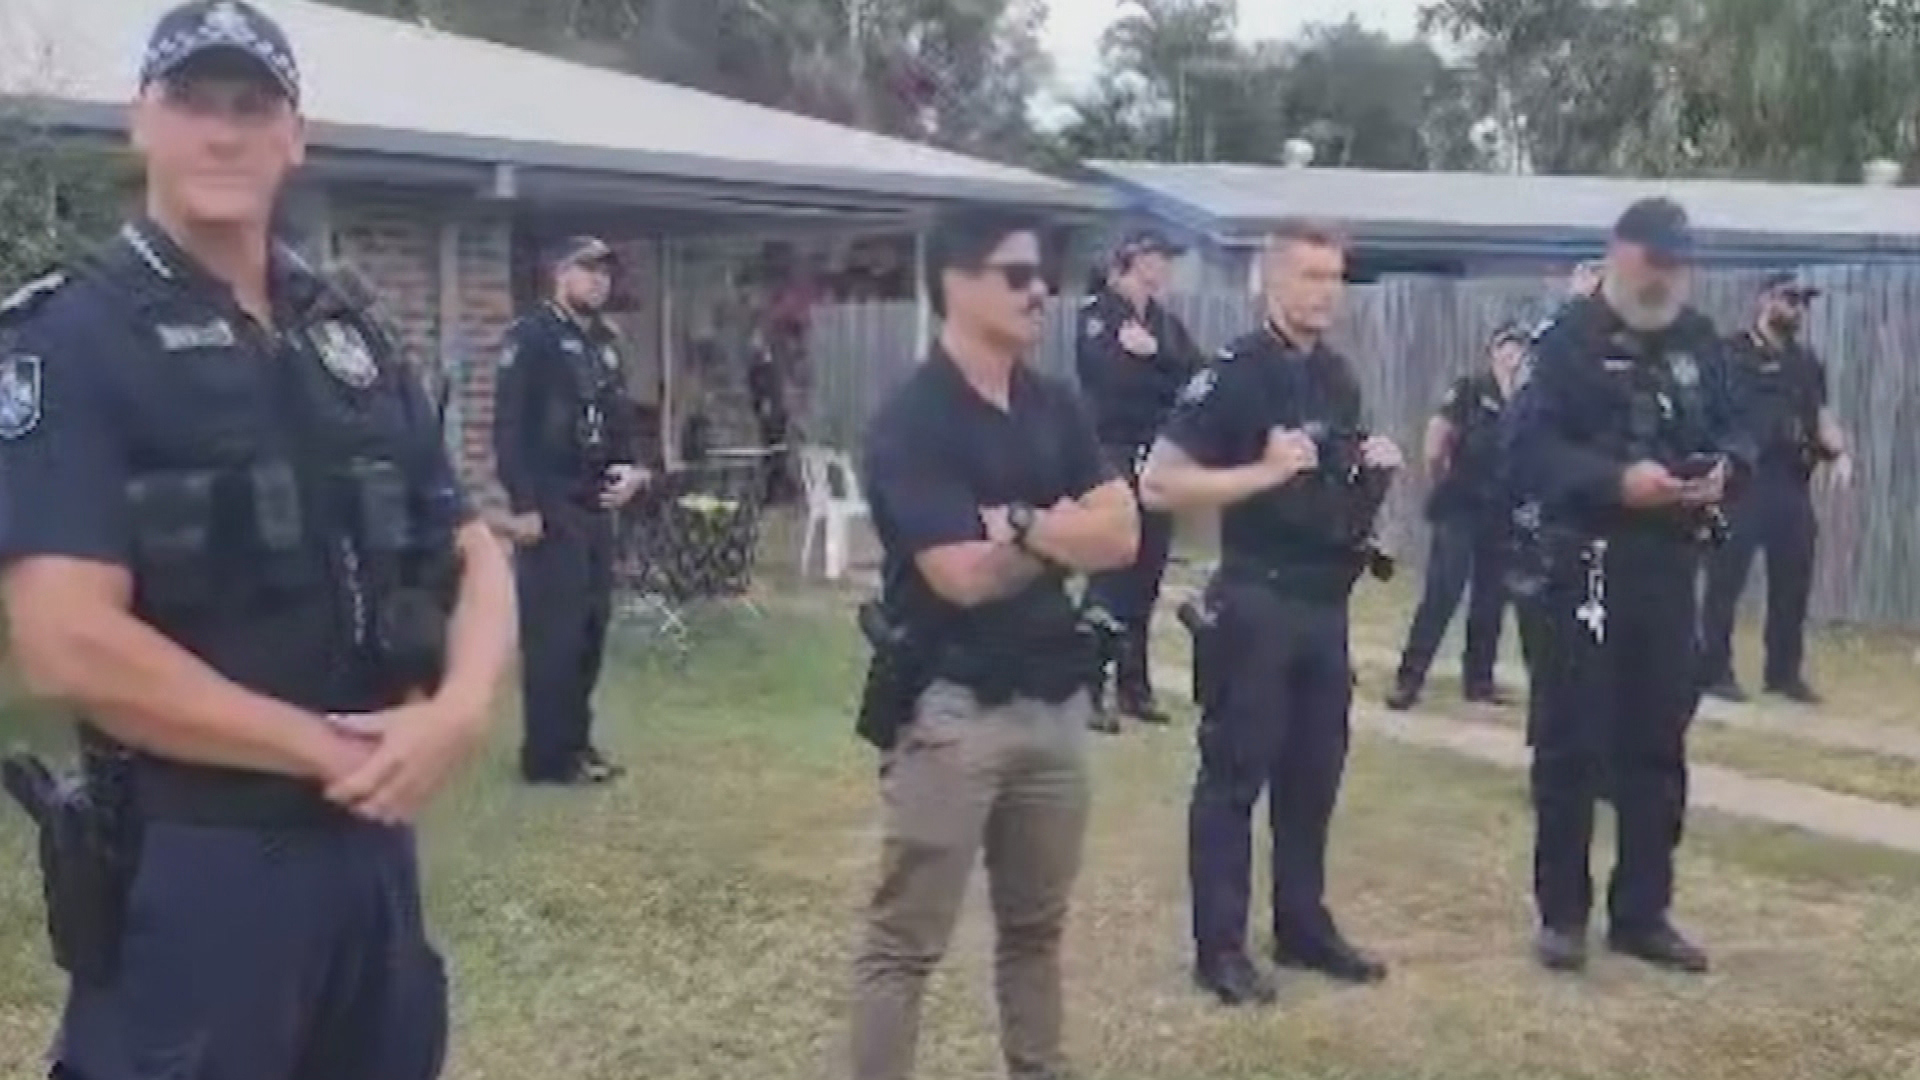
[0,111,129,292]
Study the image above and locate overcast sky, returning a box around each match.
[1041,0,1428,93]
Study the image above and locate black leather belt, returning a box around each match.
[132,758,352,829]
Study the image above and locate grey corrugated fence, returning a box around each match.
[806,266,1920,631]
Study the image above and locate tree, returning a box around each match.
[0,112,128,290]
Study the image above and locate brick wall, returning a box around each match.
[451,216,514,508]
[331,194,439,364]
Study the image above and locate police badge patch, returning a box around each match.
[0,354,43,439]
[311,321,379,388]
[601,345,620,371]
[1083,316,1103,339]
[1177,368,1216,406]
[1669,351,1699,387]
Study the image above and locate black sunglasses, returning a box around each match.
[981,261,1045,292]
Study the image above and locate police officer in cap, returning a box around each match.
[1385,320,1528,711]
[1508,197,1752,975]
[1142,219,1402,1004]
[0,2,516,1075]
[1075,227,1205,731]
[493,236,650,785]
[1698,271,1852,705]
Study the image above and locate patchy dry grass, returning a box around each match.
[6,593,1920,1079]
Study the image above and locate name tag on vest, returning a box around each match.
[157,320,238,351]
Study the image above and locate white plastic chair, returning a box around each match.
[798,445,869,581]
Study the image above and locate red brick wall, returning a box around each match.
[329,191,516,510]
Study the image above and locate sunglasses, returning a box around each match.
[981,261,1046,292]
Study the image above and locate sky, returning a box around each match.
[1041,0,1428,94]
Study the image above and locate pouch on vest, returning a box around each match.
[126,470,216,614]
[249,461,309,592]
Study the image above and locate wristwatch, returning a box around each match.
[1006,502,1038,550]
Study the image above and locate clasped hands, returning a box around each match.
[308,695,490,827]
[1259,428,1403,484]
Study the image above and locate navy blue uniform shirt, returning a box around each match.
[1161,322,1368,599]
[1723,330,1828,485]
[492,303,640,514]
[1074,286,1205,450]
[1505,296,1750,537]
[1428,370,1508,520]
[863,347,1114,645]
[0,221,469,714]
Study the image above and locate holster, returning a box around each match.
[1,752,140,987]
[855,600,929,752]
[1178,593,1226,713]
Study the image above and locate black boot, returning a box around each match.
[1385,671,1421,711]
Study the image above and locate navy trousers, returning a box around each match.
[51,822,448,1080]
[516,500,616,780]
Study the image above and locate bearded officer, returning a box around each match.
[0,3,516,1076]
[1509,198,1752,975]
[492,236,650,786]
[1075,228,1205,731]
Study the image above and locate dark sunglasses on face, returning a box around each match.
[982,261,1046,292]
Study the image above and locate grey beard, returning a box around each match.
[1602,275,1682,332]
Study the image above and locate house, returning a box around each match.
[1084,159,1920,289]
[0,0,1107,498]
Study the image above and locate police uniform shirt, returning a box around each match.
[1507,296,1742,529]
[1074,286,1204,450]
[1724,330,1827,483]
[0,220,470,711]
[492,303,640,514]
[862,347,1115,639]
[1160,322,1366,597]
[1427,371,1507,519]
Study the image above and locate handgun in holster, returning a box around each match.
[855,600,928,752]
[1177,594,1223,712]
[2,750,140,986]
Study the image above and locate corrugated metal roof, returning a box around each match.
[0,0,1102,209]
[1089,160,1920,251]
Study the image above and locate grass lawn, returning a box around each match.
[5,595,1920,1078]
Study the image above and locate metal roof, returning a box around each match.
[0,0,1105,212]
[1088,160,1920,258]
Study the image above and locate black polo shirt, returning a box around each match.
[1161,322,1366,603]
[862,346,1114,642]
[1074,285,1205,450]
[1724,330,1827,485]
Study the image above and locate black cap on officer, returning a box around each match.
[140,0,301,104]
[1612,197,1694,264]
[1113,227,1187,265]
[548,236,617,273]
[1759,270,1821,301]
[1489,320,1530,349]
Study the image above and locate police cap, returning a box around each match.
[1612,197,1694,263]
[140,0,301,104]
[548,236,617,272]
[1759,270,1821,301]
[1113,228,1187,264]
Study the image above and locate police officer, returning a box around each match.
[492,237,650,785]
[850,207,1139,1080]
[1386,322,1528,710]
[0,3,516,1076]
[1075,228,1204,731]
[1141,220,1402,1005]
[1699,273,1852,705]
[1508,198,1751,975]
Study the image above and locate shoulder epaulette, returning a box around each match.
[0,271,69,324]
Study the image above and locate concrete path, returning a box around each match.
[1150,662,1920,857]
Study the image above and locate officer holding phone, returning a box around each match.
[493,236,650,785]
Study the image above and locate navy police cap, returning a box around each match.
[141,1,301,104]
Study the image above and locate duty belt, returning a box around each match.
[130,757,352,829]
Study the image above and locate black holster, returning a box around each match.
[855,600,929,752]
[2,749,141,986]
[1178,593,1226,713]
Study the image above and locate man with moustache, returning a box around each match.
[849,207,1138,1080]
[1386,321,1530,711]
[0,3,516,1076]
[1141,220,1403,1005]
[493,236,650,786]
[1509,198,1752,975]
[1075,228,1206,731]
[1698,272,1853,705]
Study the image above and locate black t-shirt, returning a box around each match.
[862,347,1114,644]
[1427,371,1508,521]
[1160,322,1367,603]
[1723,330,1827,484]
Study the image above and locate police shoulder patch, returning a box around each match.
[310,320,380,388]
[499,340,518,370]
[1083,315,1103,339]
[0,353,44,439]
[1177,368,1217,406]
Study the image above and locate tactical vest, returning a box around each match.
[540,321,621,483]
[88,237,457,712]
[1226,344,1378,556]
